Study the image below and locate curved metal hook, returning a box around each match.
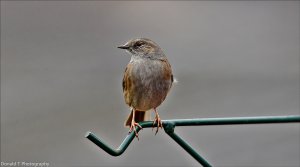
[85,121,153,156]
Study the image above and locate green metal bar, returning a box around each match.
[85,115,300,166]
[167,115,300,126]
[85,131,136,156]
[163,121,212,167]
[85,121,151,156]
[167,132,212,167]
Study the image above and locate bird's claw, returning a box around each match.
[129,122,142,140]
[152,115,163,135]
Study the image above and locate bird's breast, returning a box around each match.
[125,57,172,110]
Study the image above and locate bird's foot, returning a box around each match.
[129,122,142,140]
[152,112,163,135]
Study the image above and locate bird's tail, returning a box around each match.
[124,109,151,127]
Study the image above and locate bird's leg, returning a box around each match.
[152,108,163,135]
[129,109,142,140]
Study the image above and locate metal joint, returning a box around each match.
[163,121,175,134]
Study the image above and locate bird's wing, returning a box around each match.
[160,59,173,89]
[122,66,130,92]
[122,63,134,106]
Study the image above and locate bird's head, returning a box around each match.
[118,38,165,59]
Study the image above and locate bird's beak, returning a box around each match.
[117,44,130,49]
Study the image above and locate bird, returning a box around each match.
[118,38,173,139]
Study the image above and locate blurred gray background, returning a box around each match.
[1,1,299,167]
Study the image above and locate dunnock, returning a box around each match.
[118,38,173,139]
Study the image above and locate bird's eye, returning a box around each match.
[134,42,144,48]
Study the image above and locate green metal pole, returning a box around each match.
[86,115,300,166]
[163,122,212,167]
[167,132,212,167]
[85,124,144,156]
[169,115,300,126]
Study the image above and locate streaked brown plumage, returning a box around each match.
[118,38,173,139]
